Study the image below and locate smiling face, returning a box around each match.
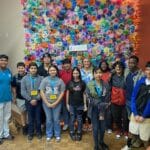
[48,66,58,77]
[17,66,26,75]
[128,58,138,72]
[115,64,123,75]
[0,58,8,69]
[29,66,37,76]
[93,69,103,81]
[43,56,51,65]
[83,58,91,69]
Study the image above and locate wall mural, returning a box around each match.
[21,0,140,67]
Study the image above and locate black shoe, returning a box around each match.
[94,146,99,150]
[37,134,42,140]
[4,134,14,140]
[28,135,33,141]
[22,126,28,135]
[70,132,76,141]
[76,132,82,141]
[101,142,109,150]
[0,138,3,145]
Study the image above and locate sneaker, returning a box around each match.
[22,126,28,135]
[132,138,142,148]
[116,134,121,139]
[87,124,92,132]
[82,124,88,132]
[76,132,82,141]
[37,134,42,140]
[0,138,3,145]
[46,137,52,142]
[56,137,61,142]
[4,134,14,140]
[70,132,76,141]
[62,124,68,131]
[121,145,131,150]
[116,130,121,139]
[28,135,33,141]
[124,132,128,140]
[107,129,112,134]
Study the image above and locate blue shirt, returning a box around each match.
[0,68,12,103]
[80,68,93,84]
[126,72,138,106]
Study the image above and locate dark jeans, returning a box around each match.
[91,106,106,149]
[27,101,42,136]
[105,106,113,130]
[111,103,128,132]
[61,100,69,125]
[69,105,83,133]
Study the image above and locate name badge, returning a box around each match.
[31,90,38,96]
[50,94,57,100]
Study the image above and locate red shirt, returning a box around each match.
[101,72,111,83]
[59,69,72,85]
[59,69,72,102]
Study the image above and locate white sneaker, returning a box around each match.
[46,137,52,142]
[62,124,68,131]
[107,129,112,134]
[116,134,121,139]
[121,145,131,150]
[56,137,61,142]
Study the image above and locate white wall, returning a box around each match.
[0,0,25,73]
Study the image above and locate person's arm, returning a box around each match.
[83,92,87,111]
[131,80,141,116]
[142,99,150,118]
[12,87,17,104]
[66,90,70,111]
[21,77,31,101]
[51,92,64,108]
[40,90,51,107]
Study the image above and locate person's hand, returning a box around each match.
[30,100,37,106]
[84,105,87,112]
[135,115,140,122]
[13,98,16,104]
[66,104,70,111]
[50,103,57,108]
[138,116,144,122]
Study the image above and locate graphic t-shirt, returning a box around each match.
[67,80,86,106]
[40,76,65,103]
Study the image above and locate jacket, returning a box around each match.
[131,77,150,118]
[86,80,110,119]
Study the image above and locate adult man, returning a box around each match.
[0,54,14,144]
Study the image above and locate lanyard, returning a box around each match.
[94,80,102,97]
[30,76,36,90]
[49,76,58,94]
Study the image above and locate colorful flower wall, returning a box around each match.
[21,0,140,67]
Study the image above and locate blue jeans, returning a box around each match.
[43,102,62,138]
[69,105,83,133]
[61,100,69,125]
[91,106,105,149]
[27,101,42,136]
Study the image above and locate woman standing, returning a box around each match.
[40,65,65,142]
[66,67,87,141]
[80,58,93,131]
[86,68,110,150]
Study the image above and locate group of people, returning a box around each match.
[0,53,150,150]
